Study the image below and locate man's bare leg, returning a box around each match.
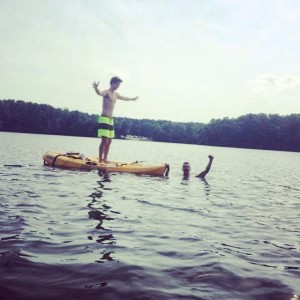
[99,137,108,163]
[196,155,214,179]
[103,138,112,163]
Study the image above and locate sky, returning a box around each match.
[0,0,299,123]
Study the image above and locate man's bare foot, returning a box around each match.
[99,160,108,164]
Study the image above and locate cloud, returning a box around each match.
[251,74,300,95]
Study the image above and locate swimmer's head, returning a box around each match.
[182,162,191,176]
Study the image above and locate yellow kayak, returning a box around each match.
[43,151,169,176]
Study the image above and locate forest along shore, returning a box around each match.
[0,99,299,152]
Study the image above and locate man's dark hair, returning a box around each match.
[110,76,122,85]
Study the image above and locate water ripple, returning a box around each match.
[1,133,300,299]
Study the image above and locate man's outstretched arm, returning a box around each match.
[116,93,138,101]
[196,155,214,179]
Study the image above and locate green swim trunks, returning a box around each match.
[97,115,115,138]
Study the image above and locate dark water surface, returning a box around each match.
[1,132,299,300]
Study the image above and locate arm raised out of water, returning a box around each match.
[196,155,214,179]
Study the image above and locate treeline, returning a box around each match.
[0,99,299,152]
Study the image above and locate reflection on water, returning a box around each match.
[181,176,211,197]
[87,172,117,263]
[201,178,211,196]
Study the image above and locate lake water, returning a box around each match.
[0,131,299,300]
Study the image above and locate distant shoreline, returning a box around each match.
[121,135,152,141]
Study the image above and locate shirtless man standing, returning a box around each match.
[92,76,138,163]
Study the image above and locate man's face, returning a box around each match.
[182,162,191,175]
[111,82,121,90]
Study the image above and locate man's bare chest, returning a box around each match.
[105,91,117,102]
